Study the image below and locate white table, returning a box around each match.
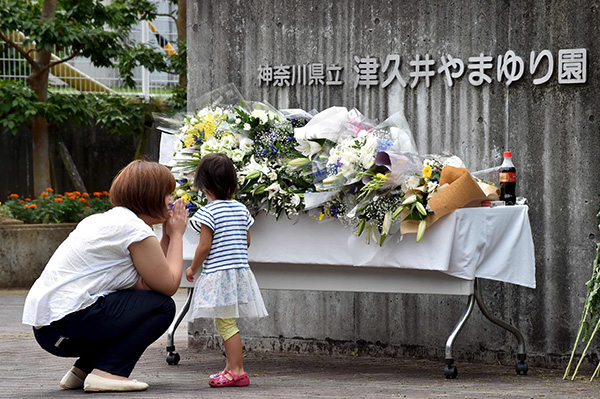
[161,205,535,378]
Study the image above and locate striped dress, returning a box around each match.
[188,200,268,320]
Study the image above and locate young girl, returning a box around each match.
[185,153,268,388]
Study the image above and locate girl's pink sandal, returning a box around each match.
[209,370,250,387]
[209,369,227,379]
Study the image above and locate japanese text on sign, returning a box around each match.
[257,48,587,88]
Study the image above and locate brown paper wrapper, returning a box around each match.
[400,166,500,234]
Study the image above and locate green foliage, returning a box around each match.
[168,39,187,77]
[0,0,187,132]
[0,80,171,135]
[0,189,112,224]
[564,197,600,380]
[582,205,600,341]
[0,0,163,74]
[118,42,169,88]
[166,84,187,111]
[0,80,40,133]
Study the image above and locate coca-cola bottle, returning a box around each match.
[499,151,516,205]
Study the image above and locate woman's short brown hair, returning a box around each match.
[110,160,175,220]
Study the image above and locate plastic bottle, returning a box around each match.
[499,151,516,205]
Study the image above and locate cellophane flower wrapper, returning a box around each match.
[310,108,379,191]
[280,108,317,126]
[372,111,418,155]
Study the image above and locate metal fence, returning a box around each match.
[0,2,179,98]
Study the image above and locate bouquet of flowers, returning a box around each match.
[235,104,313,217]
[158,87,313,218]
[157,84,499,245]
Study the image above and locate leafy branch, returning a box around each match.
[564,198,600,380]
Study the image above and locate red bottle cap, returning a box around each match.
[504,151,512,157]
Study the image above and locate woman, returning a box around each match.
[22,160,188,392]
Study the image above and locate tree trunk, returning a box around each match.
[55,139,87,193]
[28,0,57,195]
[31,116,51,195]
[177,0,187,88]
[134,126,151,160]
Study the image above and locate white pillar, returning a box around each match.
[141,20,150,100]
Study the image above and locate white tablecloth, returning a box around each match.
[178,205,535,289]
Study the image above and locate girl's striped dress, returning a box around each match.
[188,199,268,320]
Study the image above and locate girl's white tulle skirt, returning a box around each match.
[188,267,268,320]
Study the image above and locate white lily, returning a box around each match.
[295,138,323,159]
[288,157,310,168]
[241,155,265,178]
[416,219,428,242]
[266,181,282,199]
[402,194,417,205]
[382,210,392,236]
[416,201,427,216]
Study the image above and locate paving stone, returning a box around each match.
[1,289,598,398]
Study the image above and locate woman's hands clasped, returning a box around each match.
[164,198,188,238]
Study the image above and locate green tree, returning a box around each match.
[0,0,180,195]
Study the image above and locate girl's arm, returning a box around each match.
[129,199,188,296]
[247,231,251,248]
[186,224,213,282]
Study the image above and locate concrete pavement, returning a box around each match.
[1,289,598,398]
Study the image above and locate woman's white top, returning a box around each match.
[22,207,155,326]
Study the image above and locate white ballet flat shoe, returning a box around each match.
[59,369,84,390]
[83,373,149,392]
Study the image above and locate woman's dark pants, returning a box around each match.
[33,289,175,377]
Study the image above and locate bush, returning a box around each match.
[0,188,112,224]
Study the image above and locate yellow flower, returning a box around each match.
[183,135,197,148]
[201,114,216,138]
[422,165,432,179]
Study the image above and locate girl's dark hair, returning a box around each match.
[110,160,175,219]
[193,153,238,200]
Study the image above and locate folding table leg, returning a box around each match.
[473,278,528,375]
[166,287,194,365]
[444,292,476,379]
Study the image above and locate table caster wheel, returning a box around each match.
[515,361,528,375]
[166,351,180,365]
[444,364,458,379]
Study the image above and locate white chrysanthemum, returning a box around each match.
[291,194,301,207]
[401,175,421,193]
[251,109,269,124]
